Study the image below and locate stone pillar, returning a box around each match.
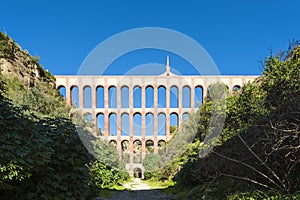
[117,140,122,160]
[178,81,182,131]
[154,139,158,154]
[166,79,170,140]
[190,78,195,111]
[141,137,146,160]
[229,78,233,95]
[141,85,146,138]
[116,84,122,157]
[153,82,158,154]
[203,78,208,103]
[142,84,146,109]
[66,77,71,106]
[104,80,109,140]
[79,80,84,112]
[117,85,122,139]
[129,139,134,175]
[92,83,97,134]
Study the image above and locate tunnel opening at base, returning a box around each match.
[133,168,142,178]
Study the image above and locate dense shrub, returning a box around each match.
[89,139,129,191]
[0,75,94,199]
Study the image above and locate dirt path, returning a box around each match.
[97,179,178,200]
[123,178,151,190]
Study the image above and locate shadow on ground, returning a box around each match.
[96,189,178,200]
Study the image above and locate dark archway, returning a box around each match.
[109,140,117,147]
[58,85,66,99]
[146,140,154,154]
[133,140,142,163]
[133,168,142,178]
[233,85,241,91]
[121,140,130,163]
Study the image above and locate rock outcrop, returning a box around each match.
[0,32,55,88]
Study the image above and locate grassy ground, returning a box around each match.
[141,179,175,189]
[98,178,177,199]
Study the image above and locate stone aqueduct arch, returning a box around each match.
[55,66,257,177]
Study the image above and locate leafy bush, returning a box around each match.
[228,190,300,200]
[89,140,129,192]
[0,75,94,199]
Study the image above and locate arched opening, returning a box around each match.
[232,85,241,91]
[146,86,154,108]
[133,168,142,178]
[109,113,117,136]
[121,140,130,163]
[133,86,142,108]
[58,85,66,99]
[83,86,92,108]
[182,112,189,123]
[133,140,142,163]
[109,86,117,108]
[158,113,166,136]
[70,85,79,108]
[194,86,203,108]
[96,86,104,108]
[109,140,117,147]
[133,113,142,136]
[121,113,129,136]
[96,113,105,136]
[182,86,191,108]
[158,86,166,108]
[170,86,178,108]
[158,140,166,151]
[83,112,92,123]
[146,113,154,136]
[121,86,129,108]
[146,140,154,154]
[170,113,178,134]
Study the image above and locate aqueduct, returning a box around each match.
[55,61,257,177]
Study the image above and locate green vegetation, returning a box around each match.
[142,179,175,189]
[0,33,129,199]
[144,42,300,199]
[0,33,13,59]
[89,139,129,194]
[0,74,93,199]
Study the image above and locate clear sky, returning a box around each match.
[0,0,299,76]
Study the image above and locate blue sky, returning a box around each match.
[0,0,299,75]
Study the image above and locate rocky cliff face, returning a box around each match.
[0,32,55,88]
